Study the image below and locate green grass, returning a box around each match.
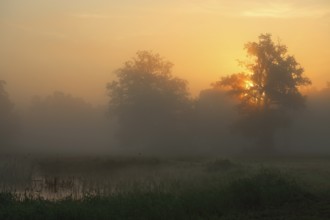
[1,156,330,219]
[1,168,330,220]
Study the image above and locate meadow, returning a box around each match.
[1,155,330,219]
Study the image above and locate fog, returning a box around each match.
[1,66,329,157]
[288,86,330,153]
[1,0,329,159]
[2,2,330,219]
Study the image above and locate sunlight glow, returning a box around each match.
[244,80,254,89]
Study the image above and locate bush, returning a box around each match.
[223,169,311,209]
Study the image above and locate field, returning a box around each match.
[1,155,330,219]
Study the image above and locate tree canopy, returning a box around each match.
[23,91,104,154]
[214,34,312,150]
[0,81,16,148]
[107,51,192,152]
[30,91,93,118]
[0,81,13,115]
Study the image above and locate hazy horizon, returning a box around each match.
[1,0,329,106]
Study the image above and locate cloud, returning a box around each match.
[186,0,330,18]
[241,3,291,18]
[242,4,330,18]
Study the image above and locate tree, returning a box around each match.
[0,81,16,149]
[25,91,99,154]
[30,91,93,117]
[107,51,192,152]
[214,34,311,151]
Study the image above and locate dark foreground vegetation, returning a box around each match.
[1,157,330,220]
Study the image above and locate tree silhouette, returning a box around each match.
[107,51,192,152]
[0,81,16,149]
[214,34,311,151]
[30,91,93,116]
[25,91,101,153]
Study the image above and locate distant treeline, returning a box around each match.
[1,70,329,156]
[1,36,330,156]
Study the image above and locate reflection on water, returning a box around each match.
[29,176,82,200]
[5,168,171,200]
[0,156,203,200]
[19,174,136,200]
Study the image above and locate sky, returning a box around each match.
[1,0,329,106]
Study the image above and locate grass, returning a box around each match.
[1,156,330,219]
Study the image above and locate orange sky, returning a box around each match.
[1,0,329,105]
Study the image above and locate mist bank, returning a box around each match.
[0,85,328,157]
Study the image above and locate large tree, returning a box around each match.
[214,34,311,151]
[0,81,16,149]
[107,51,192,152]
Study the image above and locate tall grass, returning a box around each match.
[1,168,326,220]
[1,156,330,219]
